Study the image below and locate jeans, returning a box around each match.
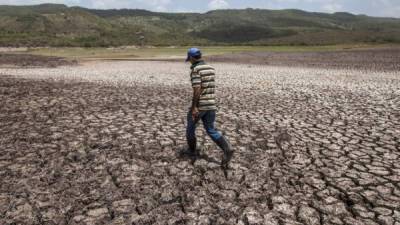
[186,110,222,143]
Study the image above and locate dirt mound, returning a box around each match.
[0,54,77,68]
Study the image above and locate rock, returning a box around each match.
[263,213,279,225]
[73,215,85,222]
[112,199,134,214]
[87,208,108,217]
[298,205,320,225]
[243,207,264,225]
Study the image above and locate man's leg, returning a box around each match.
[202,111,233,169]
[201,110,222,142]
[185,110,204,155]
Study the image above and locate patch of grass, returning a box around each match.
[23,44,396,60]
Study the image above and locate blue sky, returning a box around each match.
[1,0,399,18]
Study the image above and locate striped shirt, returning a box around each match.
[190,61,218,111]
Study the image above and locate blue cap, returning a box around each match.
[186,47,202,62]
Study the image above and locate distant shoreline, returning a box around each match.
[1,45,399,72]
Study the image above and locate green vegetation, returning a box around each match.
[1,4,400,47]
[24,44,389,60]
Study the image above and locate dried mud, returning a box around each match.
[0,54,77,68]
[205,47,400,71]
[0,61,399,225]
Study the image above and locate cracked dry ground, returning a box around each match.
[0,63,400,225]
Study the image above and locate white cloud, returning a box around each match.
[145,0,170,4]
[322,3,343,12]
[208,0,229,10]
[379,5,400,17]
[137,0,171,11]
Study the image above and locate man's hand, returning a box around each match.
[191,107,199,121]
[191,86,201,121]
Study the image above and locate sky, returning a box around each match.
[0,0,399,18]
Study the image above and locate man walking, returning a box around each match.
[184,47,233,170]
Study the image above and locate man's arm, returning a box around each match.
[191,69,202,120]
[191,86,201,120]
[192,86,201,109]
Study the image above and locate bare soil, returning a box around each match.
[0,54,77,68]
[205,47,400,71]
[0,60,399,225]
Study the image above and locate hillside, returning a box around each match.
[1,4,400,47]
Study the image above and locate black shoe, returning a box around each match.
[181,138,198,163]
[215,136,233,170]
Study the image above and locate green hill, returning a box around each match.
[1,4,400,47]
